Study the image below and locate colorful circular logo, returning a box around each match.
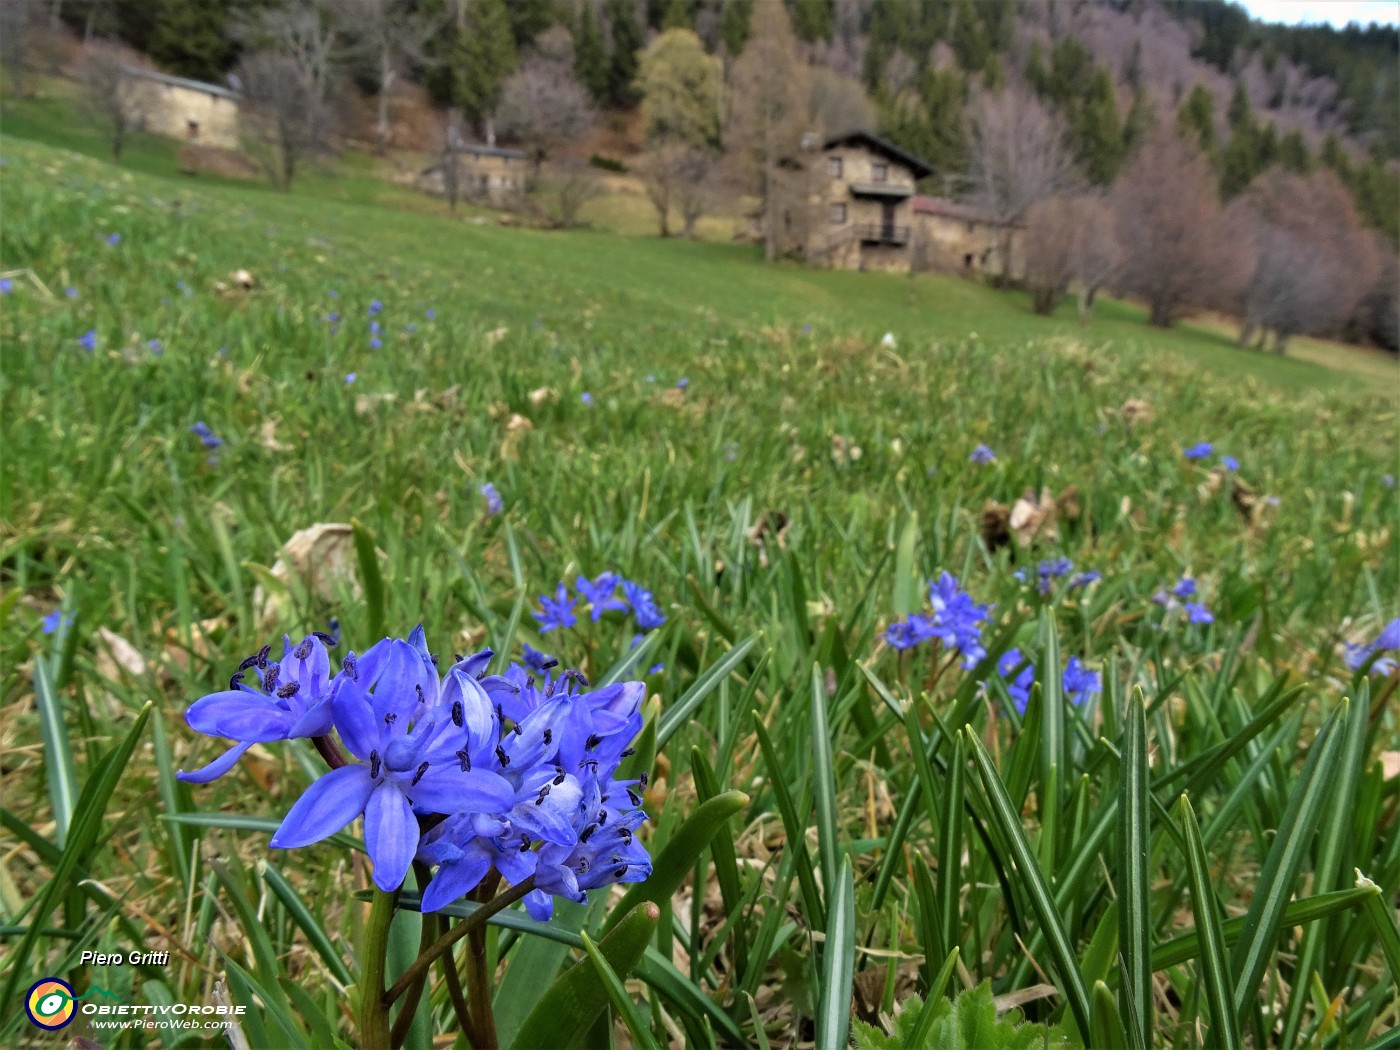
[25,978,77,1030]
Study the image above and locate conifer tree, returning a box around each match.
[718,0,752,56]
[1178,84,1215,153]
[453,0,517,137]
[1277,130,1310,172]
[1076,67,1123,185]
[574,1,611,103]
[792,0,833,43]
[606,0,642,107]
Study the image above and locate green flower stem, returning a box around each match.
[360,888,397,1050]
[384,877,536,1007]
[389,868,438,1050]
[465,882,500,1050]
[440,916,481,1047]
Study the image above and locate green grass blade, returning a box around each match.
[964,725,1092,1040]
[816,854,856,1050]
[1091,979,1131,1050]
[1119,689,1151,1047]
[581,930,663,1050]
[33,654,77,847]
[351,517,386,640]
[908,947,961,1046]
[811,662,840,910]
[1175,795,1243,1050]
[656,634,758,748]
[938,731,966,965]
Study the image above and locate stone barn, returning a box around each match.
[807,130,934,272]
[911,196,1024,280]
[119,67,240,150]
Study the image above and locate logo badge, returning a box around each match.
[25,978,77,1030]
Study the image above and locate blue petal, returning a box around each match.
[333,675,380,761]
[372,638,438,724]
[421,852,492,912]
[176,741,253,783]
[511,777,585,845]
[364,782,418,892]
[271,765,375,848]
[409,769,513,815]
[523,889,554,922]
[287,697,334,738]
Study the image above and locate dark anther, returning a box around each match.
[254,644,271,669]
[585,733,601,750]
[520,834,531,852]
[563,669,589,687]
[343,653,358,680]
[237,653,261,672]
[275,681,300,699]
[600,794,610,803]
[415,685,425,705]
[541,658,559,671]
[451,701,464,727]
[229,671,245,689]
[293,638,313,660]
[614,865,628,879]
[384,713,397,724]
[627,789,643,806]
[430,653,439,666]
[620,748,636,758]
[639,772,649,787]
[456,749,472,772]
[597,809,608,826]
[553,772,566,786]
[621,828,633,845]
[495,746,510,767]
[369,750,382,780]
[534,784,551,805]
[576,858,590,874]
[411,762,429,786]
[579,759,599,772]
[542,728,553,745]
[313,631,338,647]
[513,723,523,735]
[580,824,597,842]
[261,665,280,693]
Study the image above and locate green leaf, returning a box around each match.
[1175,795,1242,1050]
[1090,980,1130,1050]
[261,862,354,986]
[351,517,386,641]
[34,654,77,847]
[509,902,660,1050]
[602,790,748,937]
[852,982,1074,1050]
[1118,690,1151,1047]
[893,513,920,617]
[816,855,856,1050]
[964,726,1092,1040]
[656,634,758,748]
[811,662,840,914]
[581,930,662,1050]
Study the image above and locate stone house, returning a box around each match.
[911,196,1025,279]
[119,66,240,149]
[418,141,529,204]
[808,130,934,272]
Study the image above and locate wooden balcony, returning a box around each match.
[854,224,911,246]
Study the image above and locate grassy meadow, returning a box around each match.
[1,114,1399,1050]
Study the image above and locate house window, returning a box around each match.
[872,161,888,182]
[827,156,843,178]
[187,120,200,141]
[830,203,847,224]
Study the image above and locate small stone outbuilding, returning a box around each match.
[911,196,1024,280]
[119,66,240,149]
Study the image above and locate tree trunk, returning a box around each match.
[376,52,394,157]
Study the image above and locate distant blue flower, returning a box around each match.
[801,323,813,334]
[345,372,357,384]
[1383,475,1395,490]
[523,644,555,673]
[369,320,383,335]
[970,444,996,465]
[79,329,97,352]
[648,663,664,675]
[676,377,689,390]
[425,308,435,320]
[105,233,121,246]
[1345,618,1400,675]
[533,584,577,633]
[887,573,991,667]
[480,482,503,516]
[1221,455,1239,471]
[147,338,163,356]
[645,375,656,383]
[405,323,417,334]
[1068,570,1101,591]
[1183,442,1212,460]
[177,634,340,787]
[65,287,78,298]
[0,278,12,295]
[1036,557,1073,596]
[328,289,339,298]
[577,573,627,622]
[41,609,70,635]
[1184,602,1214,625]
[581,392,593,405]
[998,648,1035,712]
[622,579,666,631]
[370,337,383,349]
[1062,657,1100,703]
[327,312,340,323]
[1173,577,1197,599]
[189,421,223,449]
[177,281,188,293]
[368,300,383,315]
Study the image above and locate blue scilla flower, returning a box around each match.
[622,579,666,630]
[998,648,1034,712]
[1173,577,1197,599]
[189,421,223,450]
[581,392,594,406]
[970,444,996,465]
[1183,442,1212,460]
[533,584,577,633]
[1184,602,1214,625]
[577,573,627,622]
[271,633,513,891]
[523,644,555,673]
[177,634,339,784]
[1344,618,1400,675]
[79,329,97,352]
[42,609,71,635]
[369,299,383,315]
[480,482,504,516]
[1062,656,1100,703]
[65,287,78,298]
[1221,455,1239,471]
[1068,570,1101,591]
[0,278,12,295]
[926,572,991,667]
[369,320,383,336]
[370,337,383,350]
[106,232,121,246]
[1037,557,1073,595]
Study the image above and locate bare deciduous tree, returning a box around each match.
[340,0,437,155]
[78,42,151,161]
[439,110,465,212]
[725,0,809,261]
[1068,195,1121,319]
[496,35,594,172]
[1112,128,1246,327]
[1231,169,1380,353]
[236,50,335,190]
[965,86,1080,285]
[536,158,602,228]
[636,141,718,238]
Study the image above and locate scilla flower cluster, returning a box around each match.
[885,572,991,667]
[178,627,651,921]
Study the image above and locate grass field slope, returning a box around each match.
[1,129,1398,1050]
